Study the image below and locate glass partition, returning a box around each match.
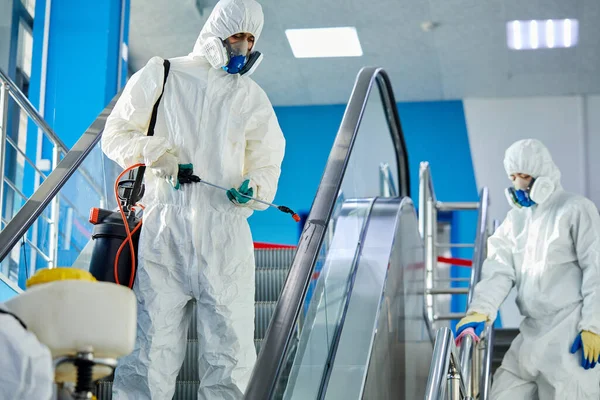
[0,141,121,288]
[268,76,404,399]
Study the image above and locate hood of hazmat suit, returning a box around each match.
[467,138,600,398]
[101,0,285,398]
[0,307,53,400]
[503,138,561,206]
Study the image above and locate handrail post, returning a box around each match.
[425,196,437,326]
[47,146,61,268]
[459,334,474,398]
[379,162,397,197]
[0,82,8,228]
[425,328,452,399]
[380,163,390,197]
[479,325,495,399]
[448,360,462,400]
[420,163,438,329]
[425,327,467,400]
[472,336,481,396]
[467,187,489,304]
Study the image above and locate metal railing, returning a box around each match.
[421,161,494,399]
[244,67,410,400]
[425,328,468,399]
[419,161,482,328]
[379,162,398,197]
[0,83,119,268]
[0,68,106,275]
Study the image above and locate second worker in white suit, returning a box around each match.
[456,139,600,399]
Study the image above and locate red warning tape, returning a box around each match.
[437,256,473,267]
[253,243,473,268]
[253,242,297,250]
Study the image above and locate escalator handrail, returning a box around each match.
[243,67,410,400]
[0,68,70,155]
[467,186,489,304]
[465,186,492,398]
[0,67,105,200]
[0,95,120,262]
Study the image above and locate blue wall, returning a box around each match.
[43,0,125,148]
[250,101,479,247]
[248,105,345,244]
[248,100,484,324]
[398,101,479,320]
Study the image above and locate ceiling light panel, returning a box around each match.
[285,27,363,58]
[507,19,579,50]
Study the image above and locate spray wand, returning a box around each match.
[178,167,300,222]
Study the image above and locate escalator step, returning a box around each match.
[188,302,197,340]
[96,381,112,400]
[95,381,201,400]
[176,339,265,382]
[186,301,276,341]
[174,381,201,399]
[94,251,289,399]
[494,328,519,345]
[255,268,289,302]
[255,338,263,354]
[177,340,200,381]
[255,249,296,270]
[255,301,277,340]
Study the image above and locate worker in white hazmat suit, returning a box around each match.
[101,0,285,398]
[456,139,600,399]
[0,307,54,399]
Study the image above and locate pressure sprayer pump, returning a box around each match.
[88,166,146,288]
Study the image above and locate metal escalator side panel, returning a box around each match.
[280,199,375,400]
[244,67,411,400]
[362,197,430,400]
[322,197,429,400]
[321,197,402,399]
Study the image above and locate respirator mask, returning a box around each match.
[505,175,555,209]
[202,36,263,75]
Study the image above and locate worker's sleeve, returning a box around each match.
[242,85,286,211]
[467,215,517,321]
[572,198,600,334]
[0,313,53,400]
[101,56,174,169]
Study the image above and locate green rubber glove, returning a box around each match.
[227,179,254,205]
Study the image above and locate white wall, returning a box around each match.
[585,96,600,205]
[463,95,600,327]
[0,0,13,73]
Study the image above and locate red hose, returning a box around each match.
[114,164,144,288]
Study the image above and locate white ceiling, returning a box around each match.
[129,0,600,106]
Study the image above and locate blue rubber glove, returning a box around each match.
[227,179,254,205]
[571,331,600,370]
[456,313,488,337]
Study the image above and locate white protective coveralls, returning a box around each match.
[468,139,600,399]
[101,0,286,398]
[0,307,53,399]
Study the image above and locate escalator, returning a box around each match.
[0,66,436,399]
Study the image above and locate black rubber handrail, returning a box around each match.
[244,67,410,400]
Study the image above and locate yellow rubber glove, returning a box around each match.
[456,312,488,337]
[571,330,600,369]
